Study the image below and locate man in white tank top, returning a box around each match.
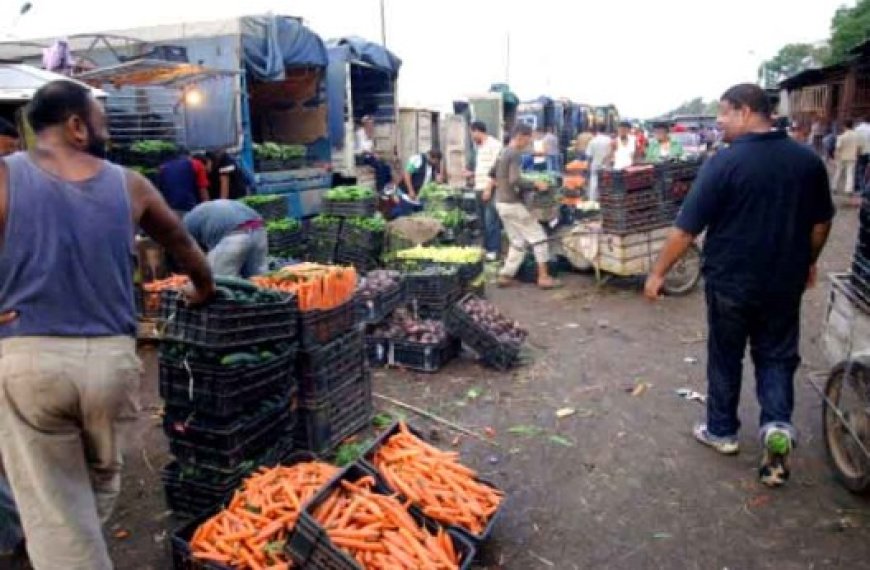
[612,121,637,170]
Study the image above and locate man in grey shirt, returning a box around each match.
[585,126,613,201]
[489,123,561,289]
[184,199,269,277]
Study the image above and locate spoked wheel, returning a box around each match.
[662,243,702,296]
[824,360,870,493]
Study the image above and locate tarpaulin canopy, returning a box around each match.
[76,60,236,88]
[326,37,401,77]
[0,64,106,101]
[325,37,401,149]
[240,15,328,82]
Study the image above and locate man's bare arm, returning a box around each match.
[127,170,215,301]
[644,227,695,300]
[810,221,832,264]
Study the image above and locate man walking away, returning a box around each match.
[585,127,612,202]
[832,119,862,202]
[184,199,269,278]
[158,147,209,215]
[0,79,214,569]
[491,123,561,290]
[467,121,503,261]
[855,117,870,195]
[644,83,834,488]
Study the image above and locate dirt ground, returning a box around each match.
[82,201,870,569]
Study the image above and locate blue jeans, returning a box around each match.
[705,284,801,438]
[359,154,392,190]
[208,228,268,278]
[0,475,22,552]
[479,195,502,255]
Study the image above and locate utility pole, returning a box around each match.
[380,0,387,47]
[505,32,511,84]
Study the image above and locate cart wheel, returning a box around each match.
[824,360,870,494]
[662,243,701,296]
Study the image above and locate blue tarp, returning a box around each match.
[241,15,328,82]
[325,38,401,150]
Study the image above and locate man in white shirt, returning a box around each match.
[612,121,637,170]
[466,121,503,260]
[585,127,613,202]
[354,115,392,190]
[832,119,862,200]
[855,117,870,194]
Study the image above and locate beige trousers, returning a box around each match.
[832,159,857,193]
[495,202,549,278]
[0,337,141,570]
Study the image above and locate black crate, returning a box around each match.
[164,390,297,452]
[298,298,359,348]
[307,222,342,243]
[297,329,366,404]
[404,267,461,300]
[159,291,297,348]
[444,294,524,371]
[243,197,288,221]
[598,167,657,193]
[600,187,663,209]
[356,280,405,324]
[366,335,389,367]
[162,463,241,521]
[389,337,460,372]
[268,228,304,255]
[306,240,339,264]
[169,451,319,565]
[340,224,385,248]
[322,199,377,217]
[413,293,461,320]
[334,244,381,273]
[295,372,373,454]
[361,422,505,543]
[169,406,294,471]
[159,356,293,419]
[287,463,476,570]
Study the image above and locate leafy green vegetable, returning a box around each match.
[419,183,455,201]
[372,412,395,428]
[521,172,557,186]
[345,215,386,232]
[131,140,177,155]
[253,142,307,161]
[311,215,342,228]
[334,441,369,467]
[548,435,575,447]
[241,195,283,206]
[507,425,545,437]
[325,186,376,202]
[266,218,301,232]
[418,209,465,228]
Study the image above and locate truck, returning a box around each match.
[0,15,335,217]
[326,37,401,188]
[398,106,440,166]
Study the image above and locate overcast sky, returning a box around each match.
[2,0,851,117]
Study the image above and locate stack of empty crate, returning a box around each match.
[158,283,299,519]
[295,290,373,454]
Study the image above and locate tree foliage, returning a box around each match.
[828,0,870,64]
[759,43,829,84]
[659,98,719,119]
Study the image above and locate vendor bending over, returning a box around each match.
[184,199,268,278]
[355,115,393,191]
[490,123,561,289]
[393,149,443,218]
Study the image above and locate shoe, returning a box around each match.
[693,423,739,455]
[485,252,498,262]
[759,428,792,487]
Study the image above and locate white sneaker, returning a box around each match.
[485,252,498,262]
[693,423,739,455]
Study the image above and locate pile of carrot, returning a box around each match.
[190,461,338,569]
[251,263,358,312]
[141,274,190,313]
[372,422,503,536]
[313,475,461,569]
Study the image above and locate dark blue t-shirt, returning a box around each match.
[158,156,199,212]
[676,130,834,300]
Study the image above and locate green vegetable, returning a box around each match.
[395,245,483,264]
[418,183,455,202]
[254,142,307,161]
[521,172,557,186]
[266,218,301,233]
[220,352,262,366]
[311,215,342,228]
[416,209,464,228]
[334,441,369,467]
[241,195,283,206]
[324,186,376,202]
[130,140,177,155]
[345,215,385,232]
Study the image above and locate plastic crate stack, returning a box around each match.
[357,270,407,368]
[334,220,385,274]
[295,289,373,454]
[306,216,342,265]
[656,158,703,217]
[157,284,299,519]
[445,293,528,370]
[599,165,666,234]
[852,197,870,304]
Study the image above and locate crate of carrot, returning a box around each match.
[171,456,339,570]
[362,421,505,543]
[288,463,475,570]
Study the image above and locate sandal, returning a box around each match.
[538,279,563,290]
[496,276,516,288]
